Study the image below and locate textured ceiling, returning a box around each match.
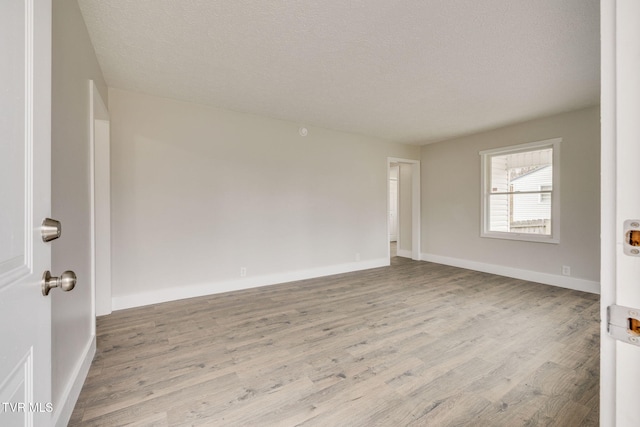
[77,0,600,144]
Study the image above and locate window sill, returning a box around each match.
[481,231,560,244]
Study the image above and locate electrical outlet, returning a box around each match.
[240,267,247,277]
[562,265,571,276]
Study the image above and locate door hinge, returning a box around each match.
[608,305,640,346]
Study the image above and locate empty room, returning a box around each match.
[4,0,640,426]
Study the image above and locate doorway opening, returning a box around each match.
[388,158,421,261]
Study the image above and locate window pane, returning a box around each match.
[488,193,551,235]
[490,148,553,193]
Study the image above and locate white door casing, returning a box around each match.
[90,81,112,317]
[601,1,640,426]
[389,165,398,242]
[0,0,53,425]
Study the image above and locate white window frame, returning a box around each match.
[480,138,561,244]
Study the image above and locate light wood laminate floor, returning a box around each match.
[70,257,599,426]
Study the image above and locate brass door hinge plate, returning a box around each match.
[608,305,640,346]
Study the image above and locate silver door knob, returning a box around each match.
[42,270,77,296]
[41,218,62,242]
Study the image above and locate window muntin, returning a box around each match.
[480,139,560,243]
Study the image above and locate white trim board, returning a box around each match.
[112,258,389,311]
[89,80,112,319]
[53,336,96,427]
[421,253,600,294]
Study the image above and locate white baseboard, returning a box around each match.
[53,335,96,427]
[112,258,390,311]
[421,252,600,294]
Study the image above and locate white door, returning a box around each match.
[0,0,53,425]
[601,1,640,426]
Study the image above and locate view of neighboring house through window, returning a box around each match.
[480,138,560,243]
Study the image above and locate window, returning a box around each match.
[480,138,560,243]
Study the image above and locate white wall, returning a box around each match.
[109,89,419,308]
[421,106,600,292]
[51,0,108,424]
